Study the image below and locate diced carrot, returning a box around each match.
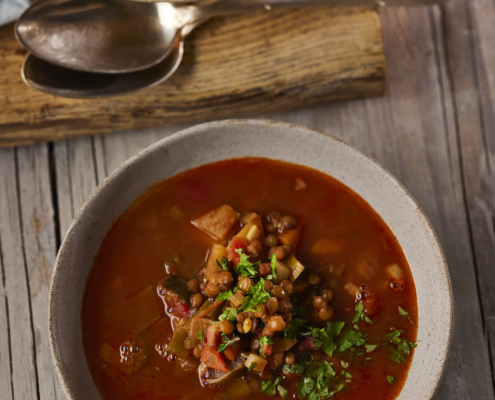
[200,347,228,373]
[191,205,239,240]
[278,225,302,247]
[227,236,249,266]
[310,239,342,255]
[223,340,242,361]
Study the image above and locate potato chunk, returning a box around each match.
[191,205,239,240]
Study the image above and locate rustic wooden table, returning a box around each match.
[1,1,494,399]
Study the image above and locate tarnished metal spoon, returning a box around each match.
[15,0,334,74]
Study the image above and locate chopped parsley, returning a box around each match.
[217,289,234,301]
[235,249,259,277]
[387,375,396,384]
[340,360,349,368]
[266,254,277,280]
[398,306,414,325]
[216,256,229,271]
[197,331,204,341]
[278,385,288,400]
[218,307,238,322]
[248,362,258,371]
[242,278,271,312]
[352,302,373,325]
[261,377,282,395]
[259,336,274,357]
[365,344,378,353]
[217,333,240,353]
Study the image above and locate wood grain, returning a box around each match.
[0,148,39,399]
[0,6,385,148]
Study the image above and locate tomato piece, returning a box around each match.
[261,343,273,357]
[297,337,316,352]
[227,236,249,267]
[172,302,189,318]
[200,347,228,373]
[206,323,222,347]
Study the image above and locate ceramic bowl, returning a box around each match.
[49,119,452,400]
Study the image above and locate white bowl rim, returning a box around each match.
[49,118,453,400]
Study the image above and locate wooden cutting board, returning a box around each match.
[0,6,385,148]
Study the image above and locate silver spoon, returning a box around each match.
[21,21,205,98]
[16,0,333,74]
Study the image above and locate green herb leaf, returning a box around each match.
[197,331,204,341]
[387,375,395,384]
[340,360,349,368]
[217,333,240,353]
[353,302,373,325]
[217,290,234,302]
[216,256,229,271]
[278,385,288,400]
[218,307,238,322]
[365,344,378,353]
[243,278,271,312]
[259,336,274,357]
[266,254,277,280]
[398,306,414,325]
[248,362,258,371]
[342,370,353,379]
[235,249,260,277]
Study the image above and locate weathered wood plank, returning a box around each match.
[445,0,495,380]
[0,249,13,400]
[0,148,39,399]
[16,144,65,400]
[0,6,386,148]
[54,138,98,240]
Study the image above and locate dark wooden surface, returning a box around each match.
[0,6,385,147]
[1,1,495,399]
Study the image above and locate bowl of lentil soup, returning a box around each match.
[49,119,452,400]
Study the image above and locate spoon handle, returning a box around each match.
[195,0,446,19]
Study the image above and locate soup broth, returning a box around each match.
[81,158,418,400]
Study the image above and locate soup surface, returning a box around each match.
[82,158,418,400]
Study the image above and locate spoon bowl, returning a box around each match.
[16,0,187,73]
[22,35,184,98]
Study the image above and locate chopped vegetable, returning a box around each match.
[205,244,228,279]
[191,205,239,240]
[217,333,240,353]
[310,239,342,255]
[126,285,161,334]
[200,346,228,373]
[277,225,302,247]
[353,302,373,325]
[234,249,260,277]
[216,256,229,271]
[165,275,193,304]
[387,375,396,384]
[271,337,297,353]
[282,254,305,282]
[386,263,404,280]
[259,336,274,357]
[245,353,268,372]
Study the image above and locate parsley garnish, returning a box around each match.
[216,256,229,271]
[259,336,274,357]
[197,331,204,341]
[266,254,277,280]
[365,344,378,353]
[261,377,282,395]
[352,302,373,325]
[217,289,234,301]
[218,307,238,322]
[217,333,240,353]
[235,249,259,277]
[387,375,395,384]
[248,362,258,371]
[340,360,349,368]
[398,306,414,325]
[278,385,288,400]
[242,278,271,312]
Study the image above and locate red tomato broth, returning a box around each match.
[81,157,418,400]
